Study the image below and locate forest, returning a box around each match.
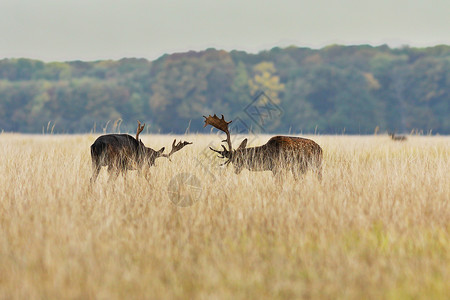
[0,44,449,134]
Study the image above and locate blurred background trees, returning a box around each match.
[0,45,448,134]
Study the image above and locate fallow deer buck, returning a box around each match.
[90,121,192,183]
[204,114,323,180]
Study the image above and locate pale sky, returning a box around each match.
[1,0,449,62]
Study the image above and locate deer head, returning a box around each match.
[142,146,165,166]
[134,120,192,166]
[134,121,165,166]
[203,114,248,167]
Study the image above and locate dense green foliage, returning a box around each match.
[0,45,449,134]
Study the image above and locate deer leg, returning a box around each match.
[90,165,101,185]
[272,167,278,177]
[107,166,120,183]
[137,165,147,177]
[142,168,151,182]
[291,167,299,181]
[316,165,323,182]
[89,166,100,193]
[312,157,323,181]
[272,167,284,184]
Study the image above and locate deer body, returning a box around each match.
[91,134,161,169]
[204,115,323,179]
[389,132,407,141]
[232,136,322,176]
[90,122,191,183]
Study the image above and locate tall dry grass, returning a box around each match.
[0,133,449,299]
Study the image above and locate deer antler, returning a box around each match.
[203,114,233,153]
[203,114,233,166]
[161,139,193,160]
[136,121,145,141]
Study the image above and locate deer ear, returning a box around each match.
[237,138,248,150]
[158,147,165,154]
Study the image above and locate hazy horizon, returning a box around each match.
[1,0,449,62]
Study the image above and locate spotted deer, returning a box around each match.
[90,121,192,183]
[204,114,323,180]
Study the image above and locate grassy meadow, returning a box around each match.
[0,133,449,299]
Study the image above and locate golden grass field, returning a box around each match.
[0,133,449,299]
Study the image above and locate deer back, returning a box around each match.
[91,134,145,168]
[263,136,323,166]
[268,136,321,153]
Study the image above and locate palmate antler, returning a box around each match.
[136,121,145,141]
[203,114,233,165]
[161,139,193,160]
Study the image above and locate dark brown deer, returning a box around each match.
[90,121,192,183]
[388,132,407,141]
[204,114,323,180]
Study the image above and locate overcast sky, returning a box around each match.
[1,0,449,62]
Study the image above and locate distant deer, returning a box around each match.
[388,132,407,141]
[204,114,323,180]
[90,121,192,183]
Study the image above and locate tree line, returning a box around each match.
[0,44,449,134]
